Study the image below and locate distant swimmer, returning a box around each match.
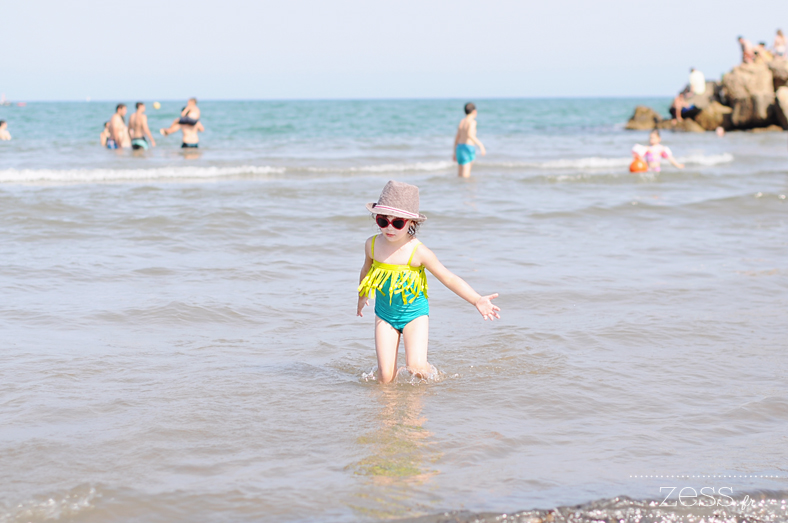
[160,97,204,148]
[0,120,11,140]
[109,104,131,149]
[179,119,204,148]
[129,102,157,150]
[160,97,200,136]
[453,102,486,178]
[631,129,684,172]
[100,122,112,148]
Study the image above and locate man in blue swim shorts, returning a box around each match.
[453,102,486,178]
[129,102,156,151]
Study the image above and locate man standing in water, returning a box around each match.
[178,119,204,149]
[109,104,131,149]
[129,102,156,150]
[160,98,204,148]
[453,102,486,178]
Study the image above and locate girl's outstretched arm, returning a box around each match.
[357,237,374,317]
[418,246,500,321]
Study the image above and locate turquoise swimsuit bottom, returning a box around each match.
[131,137,149,150]
[358,235,430,333]
[455,143,476,165]
[375,277,429,332]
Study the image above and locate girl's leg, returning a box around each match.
[160,118,181,136]
[375,316,401,384]
[402,315,430,377]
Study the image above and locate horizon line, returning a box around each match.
[1,95,676,104]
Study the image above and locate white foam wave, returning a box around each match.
[495,153,734,170]
[677,153,735,165]
[5,486,98,522]
[0,153,734,183]
[537,157,632,169]
[485,158,629,169]
[0,165,285,183]
[307,161,454,173]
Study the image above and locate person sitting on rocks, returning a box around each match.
[739,36,755,64]
[755,42,773,63]
[774,29,786,58]
[689,68,706,96]
[670,93,700,123]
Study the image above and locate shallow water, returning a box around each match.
[1,99,787,522]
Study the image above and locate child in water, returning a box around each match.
[99,122,114,148]
[632,129,684,172]
[0,120,11,141]
[357,180,501,384]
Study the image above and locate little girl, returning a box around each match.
[632,129,684,172]
[357,180,500,384]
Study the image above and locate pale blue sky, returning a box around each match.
[2,0,785,100]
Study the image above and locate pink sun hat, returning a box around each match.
[365,180,427,222]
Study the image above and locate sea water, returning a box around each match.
[0,99,787,522]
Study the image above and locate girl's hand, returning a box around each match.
[475,293,501,321]
[357,296,369,317]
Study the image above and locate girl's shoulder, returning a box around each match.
[364,235,377,255]
[409,240,434,267]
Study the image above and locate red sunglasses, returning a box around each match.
[375,215,408,230]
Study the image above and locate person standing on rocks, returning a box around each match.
[755,42,773,63]
[738,36,755,64]
[774,29,786,58]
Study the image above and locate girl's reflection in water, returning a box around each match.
[348,382,442,519]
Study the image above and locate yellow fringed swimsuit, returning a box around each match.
[358,235,429,332]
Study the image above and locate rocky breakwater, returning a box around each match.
[722,61,775,128]
[626,57,788,132]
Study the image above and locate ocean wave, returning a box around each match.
[536,157,632,169]
[2,486,99,523]
[0,165,285,183]
[306,161,454,173]
[0,153,735,184]
[677,153,735,165]
[492,153,734,170]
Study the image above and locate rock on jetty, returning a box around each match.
[626,58,788,132]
